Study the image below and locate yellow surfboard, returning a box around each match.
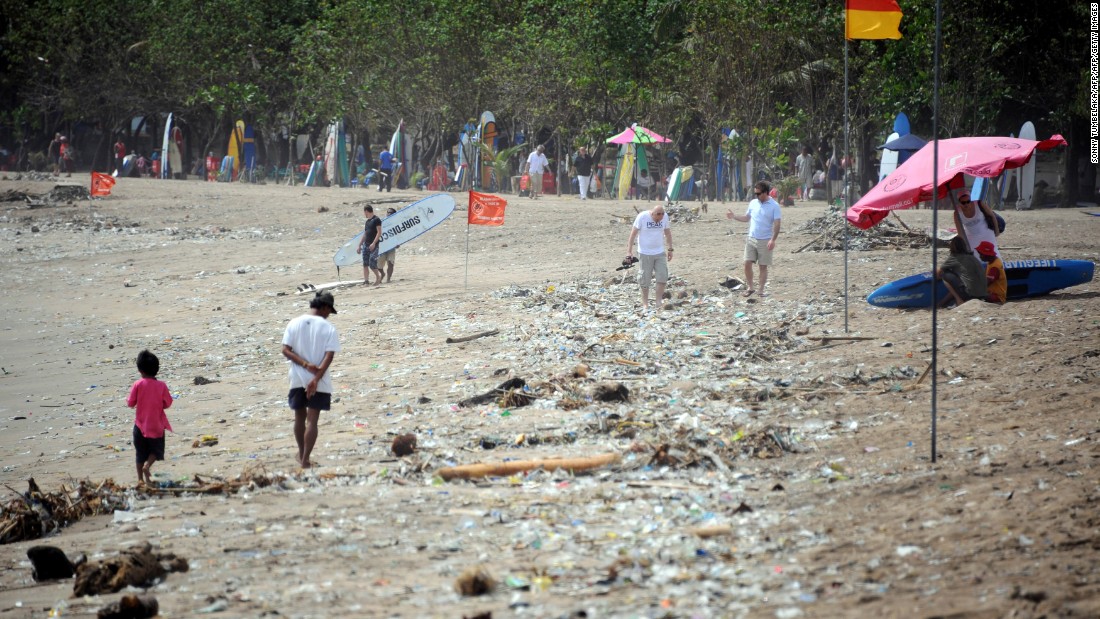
[227,120,244,178]
[618,144,635,199]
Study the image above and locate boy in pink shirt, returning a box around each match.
[127,350,174,485]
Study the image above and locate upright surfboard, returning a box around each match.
[323,123,337,186]
[333,194,457,267]
[665,166,693,202]
[1017,121,1036,210]
[893,113,913,166]
[617,144,636,199]
[227,121,243,180]
[389,120,409,189]
[866,259,1094,308]
[160,113,173,179]
[998,132,1016,207]
[337,120,350,187]
[168,126,183,179]
[878,132,900,182]
[242,124,256,181]
[479,111,497,189]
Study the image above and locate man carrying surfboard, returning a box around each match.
[281,291,340,469]
[727,181,781,297]
[358,205,384,285]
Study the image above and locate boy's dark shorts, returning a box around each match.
[133,425,165,463]
[287,387,332,411]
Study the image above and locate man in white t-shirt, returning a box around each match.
[524,145,549,200]
[626,204,673,310]
[281,291,341,468]
[727,181,781,297]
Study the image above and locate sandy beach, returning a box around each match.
[1,175,1098,618]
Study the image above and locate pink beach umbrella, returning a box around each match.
[606,123,671,145]
[847,134,1067,229]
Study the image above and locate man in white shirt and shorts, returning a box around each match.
[524,145,549,200]
[727,181,781,297]
[626,204,673,310]
[281,291,341,468]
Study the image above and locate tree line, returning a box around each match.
[0,0,1091,201]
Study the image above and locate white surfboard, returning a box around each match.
[160,113,173,179]
[333,194,457,267]
[878,132,899,182]
[295,280,365,295]
[1017,121,1036,210]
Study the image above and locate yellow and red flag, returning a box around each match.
[468,191,507,226]
[90,171,116,197]
[845,0,903,40]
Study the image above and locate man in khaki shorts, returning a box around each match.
[727,181,781,297]
[626,204,673,311]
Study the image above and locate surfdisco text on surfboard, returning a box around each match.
[381,216,422,241]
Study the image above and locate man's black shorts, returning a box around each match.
[287,387,332,411]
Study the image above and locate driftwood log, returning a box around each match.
[437,452,621,481]
[445,329,499,344]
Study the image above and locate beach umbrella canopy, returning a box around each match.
[606,123,671,145]
[877,133,927,152]
[847,134,1066,229]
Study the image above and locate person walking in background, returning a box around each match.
[796,146,813,202]
[727,181,782,297]
[127,350,174,485]
[358,205,383,285]
[59,136,73,177]
[574,146,594,201]
[626,204,674,311]
[378,145,394,192]
[114,137,126,175]
[281,292,340,469]
[48,133,61,175]
[524,144,549,200]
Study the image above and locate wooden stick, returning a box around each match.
[807,336,875,342]
[437,453,621,481]
[794,230,829,253]
[690,525,734,539]
[915,361,934,385]
[891,212,914,232]
[446,329,499,344]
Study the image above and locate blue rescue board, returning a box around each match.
[867,259,1095,308]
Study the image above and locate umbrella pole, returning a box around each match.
[930,0,943,464]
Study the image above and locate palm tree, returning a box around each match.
[479,143,524,194]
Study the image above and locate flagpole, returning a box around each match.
[930,0,942,463]
[465,195,471,290]
[843,29,850,334]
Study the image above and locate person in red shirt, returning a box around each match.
[127,350,174,485]
[114,138,126,174]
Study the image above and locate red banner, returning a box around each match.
[90,171,116,197]
[468,191,507,226]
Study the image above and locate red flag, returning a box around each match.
[91,171,116,197]
[845,0,903,40]
[469,191,507,226]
